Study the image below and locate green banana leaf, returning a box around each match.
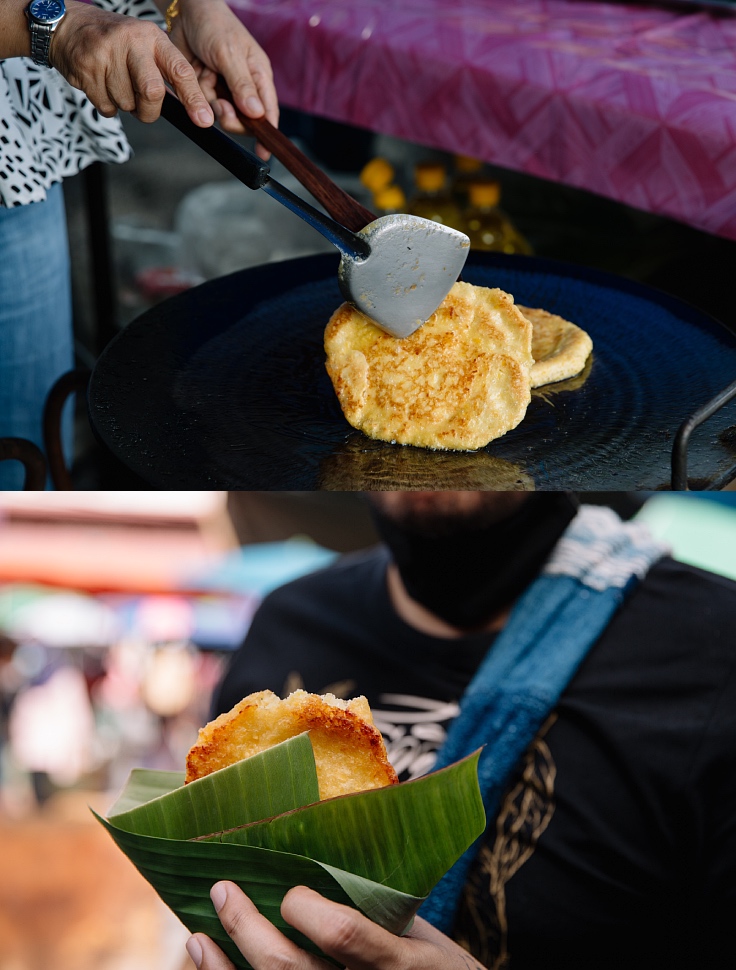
[108,733,320,839]
[96,815,417,968]
[96,735,484,970]
[106,768,186,816]
[203,751,483,897]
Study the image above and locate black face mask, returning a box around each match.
[370,493,579,631]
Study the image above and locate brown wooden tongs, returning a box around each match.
[215,82,467,289]
[161,82,467,335]
[213,79,377,232]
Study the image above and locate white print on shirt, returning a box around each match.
[372,693,460,781]
[0,0,162,208]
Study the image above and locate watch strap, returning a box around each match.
[29,21,54,66]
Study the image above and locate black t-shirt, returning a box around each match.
[213,547,736,970]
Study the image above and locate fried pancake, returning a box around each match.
[519,306,593,388]
[324,281,533,451]
[185,689,398,800]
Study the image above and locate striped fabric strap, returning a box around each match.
[419,505,669,932]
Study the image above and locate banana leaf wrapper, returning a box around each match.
[95,733,484,969]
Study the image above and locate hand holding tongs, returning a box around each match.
[160,90,469,338]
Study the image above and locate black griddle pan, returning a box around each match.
[88,251,736,490]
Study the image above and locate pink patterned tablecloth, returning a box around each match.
[229,0,736,240]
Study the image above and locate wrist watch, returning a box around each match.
[26,0,67,68]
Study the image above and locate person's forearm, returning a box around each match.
[0,0,33,58]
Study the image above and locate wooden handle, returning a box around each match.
[214,80,377,233]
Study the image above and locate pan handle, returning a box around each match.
[671,377,736,490]
[160,91,270,191]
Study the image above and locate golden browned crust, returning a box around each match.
[185,689,398,800]
[519,306,593,388]
[324,281,533,451]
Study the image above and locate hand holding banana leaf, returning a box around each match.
[185,881,489,970]
[96,731,486,970]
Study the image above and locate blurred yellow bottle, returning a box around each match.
[373,183,407,216]
[360,157,395,195]
[408,162,465,230]
[452,154,485,206]
[464,180,533,255]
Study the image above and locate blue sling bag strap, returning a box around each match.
[419,505,669,933]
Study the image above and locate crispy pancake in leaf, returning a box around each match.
[185,689,398,800]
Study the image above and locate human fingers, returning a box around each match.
[209,101,271,161]
[282,886,412,970]
[282,888,488,970]
[121,42,167,123]
[246,56,279,159]
[154,33,214,127]
[104,64,137,115]
[206,77,274,160]
[180,11,278,127]
[50,5,212,126]
[223,48,279,129]
[218,48,267,122]
[48,3,129,116]
[168,19,196,65]
[185,933,236,970]
[250,55,279,130]
[208,55,274,157]
[219,56,278,159]
[197,65,219,98]
[209,881,332,970]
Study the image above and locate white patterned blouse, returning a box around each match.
[0,0,165,207]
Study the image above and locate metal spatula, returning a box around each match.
[161,92,469,338]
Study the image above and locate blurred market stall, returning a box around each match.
[0,491,346,970]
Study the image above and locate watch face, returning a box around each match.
[29,0,65,23]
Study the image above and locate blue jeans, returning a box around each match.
[0,182,74,489]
